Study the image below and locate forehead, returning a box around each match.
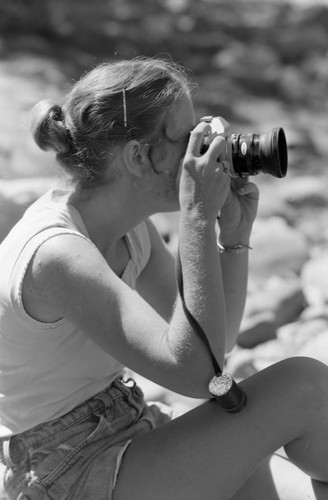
[165,92,196,141]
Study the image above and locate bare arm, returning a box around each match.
[23,232,219,399]
[218,177,259,350]
[22,124,256,399]
[219,250,249,351]
[136,218,177,322]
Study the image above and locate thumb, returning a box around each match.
[222,187,235,209]
[238,182,260,199]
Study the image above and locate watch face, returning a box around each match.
[209,373,233,397]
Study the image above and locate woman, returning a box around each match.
[0,57,327,500]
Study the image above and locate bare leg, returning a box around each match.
[231,453,328,500]
[312,479,328,499]
[230,458,280,500]
[114,357,328,500]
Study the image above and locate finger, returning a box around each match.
[230,175,248,187]
[206,134,227,162]
[216,159,232,176]
[238,181,260,199]
[186,122,211,157]
[214,160,226,174]
[223,160,233,176]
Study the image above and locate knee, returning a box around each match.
[273,356,328,409]
[277,355,327,374]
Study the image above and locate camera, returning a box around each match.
[200,116,288,178]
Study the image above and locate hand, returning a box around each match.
[179,121,231,226]
[218,175,259,246]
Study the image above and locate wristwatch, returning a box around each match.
[208,373,247,413]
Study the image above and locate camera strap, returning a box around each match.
[176,251,221,375]
[176,249,247,413]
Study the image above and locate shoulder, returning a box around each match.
[22,233,107,322]
[28,232,105,285]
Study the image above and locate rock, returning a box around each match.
[0,177,57,242]
[251,338,292,371]
[279,175,328,208]
[264,276,307,326]
[239,315,328,373]
[245,275,306,323]
[277,317,328,347]
[249,217,310,282]
[238,310,277,349]
[256,189,297,224]
[295,207,328,246]
[238,275,306,348]
[268,450,322,500]
[301,248,328,305]
[225,348,258,380]
[0,58,63,179]
[298,330,328,365]
[299,303,328,322]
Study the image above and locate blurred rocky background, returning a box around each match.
[1,0,328,412]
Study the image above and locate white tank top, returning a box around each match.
[0,189,151,437]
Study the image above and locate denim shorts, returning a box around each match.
[0,377,173,500]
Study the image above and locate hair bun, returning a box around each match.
[49,104,64,123]
[31,100,71,154]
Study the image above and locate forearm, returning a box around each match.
[219,248,249,351]
[160,122,246,395]
[218,179,258,351]
[166,209,227,381]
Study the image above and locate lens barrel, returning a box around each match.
[231,127,288,178]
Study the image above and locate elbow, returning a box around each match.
[168,351,220,399]
[172,373,214,399]
[163,328,225,398]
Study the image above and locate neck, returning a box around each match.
[68,182,152,255]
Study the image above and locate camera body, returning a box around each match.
[200,116,288,178]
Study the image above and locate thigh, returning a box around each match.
[114,357,328,500]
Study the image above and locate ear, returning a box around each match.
[122,140,151,178]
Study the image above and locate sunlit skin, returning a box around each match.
[18,81,328,500]
[24,93,198,323]
[147,91,197,210]
[66,92,197,266]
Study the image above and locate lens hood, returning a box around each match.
[259,127,288,178]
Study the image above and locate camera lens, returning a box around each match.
[231,127,288,178]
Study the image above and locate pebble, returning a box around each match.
[249,216,310,281]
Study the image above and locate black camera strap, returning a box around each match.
[176,251,221,375]
[176,249,247,413]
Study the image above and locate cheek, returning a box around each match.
[150,140,171,167]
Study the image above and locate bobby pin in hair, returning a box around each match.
[122,89,128,128]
